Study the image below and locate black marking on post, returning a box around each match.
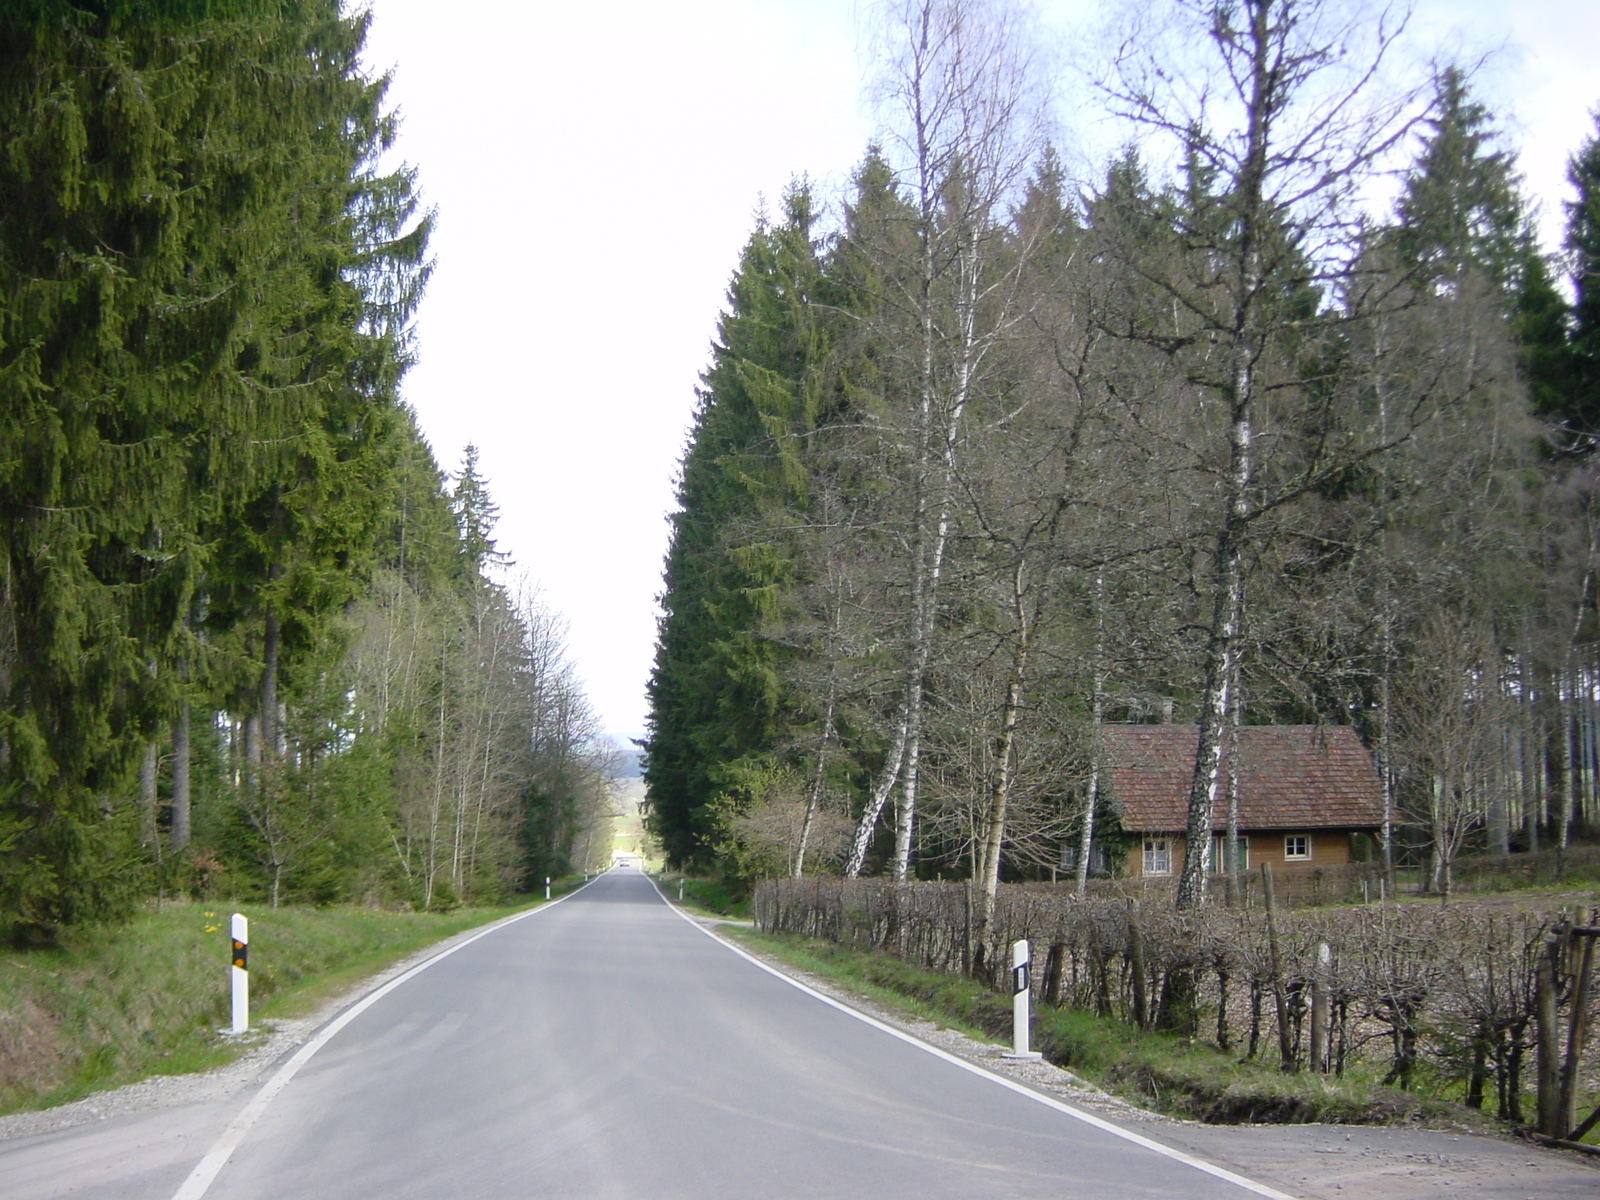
[1012,963,1030,995]
[232,939,247,970]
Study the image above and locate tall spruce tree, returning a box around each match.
[1567,110,1600,434]
[1395,67,1571,422]
[0,0,429,934]
[451,445,510,579]
[1396,68,1533,298]
[644,184,833,869]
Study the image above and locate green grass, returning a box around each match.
[0,885,581,1115]
[660,874,751,919]
[726,928,1496,1130]
[725,928,998,1042]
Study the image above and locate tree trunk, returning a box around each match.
[1429,774,1447,893]
[139,741,160,847]
[793,687,836,878]
[850,433,956,880]
[1558,920,1595,1137]
[1559,670,1576,853]
[845,682,914,878]
[1309,941,1331,1073]
[892,724,923,882]
[1536,939,1562,1134]
[1262,862,1296,1071]
[1521,651,1540,853]
[1076,574,1107,896]
[973,577,1031,953]
[1224,689,1242,906]
[170,701,191,851]
[261,604,280,761]
[1175,0,1272,913]
[1178,514,1245,910]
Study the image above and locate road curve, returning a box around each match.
[10,870,1296,1199]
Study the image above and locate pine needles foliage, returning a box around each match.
[0,1,617,939]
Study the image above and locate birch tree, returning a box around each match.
[842,0,1045,878]
[1099,0,1423,909]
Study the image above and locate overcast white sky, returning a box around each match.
[360,0,1599,747]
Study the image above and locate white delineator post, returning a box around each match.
[230,913,249,1035]
[1003,939,1042,1060]
[544,876,551,901]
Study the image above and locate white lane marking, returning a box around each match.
[170,874,605,1200]
[651,879,1298,1200]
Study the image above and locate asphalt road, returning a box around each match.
[3,870,1292,1199]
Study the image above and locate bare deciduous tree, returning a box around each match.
[1098,0,1425,908]
[843,0,1047,878]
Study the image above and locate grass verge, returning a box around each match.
[658,874,750,919]
[726,927,1495,1131]
[0,884,581,1116]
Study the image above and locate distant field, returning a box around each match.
[611,778,658,867]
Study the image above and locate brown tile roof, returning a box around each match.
[1100,724,1383,833]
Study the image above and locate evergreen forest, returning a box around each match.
[0,1,617,942]
[644,0,1600,918]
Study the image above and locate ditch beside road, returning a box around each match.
[710,916,1600,1200]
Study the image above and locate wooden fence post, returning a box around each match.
[1128,900,1148,1030]
[1557,911,1596,1137]
[1309,940,1331,1073]
[1262,862,1296,1071]
[1535,924,1565,1135]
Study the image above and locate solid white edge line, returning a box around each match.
[650,878,1299,1200]
[169,872,608,1200]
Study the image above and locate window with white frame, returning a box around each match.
[1143,837,1172,876]
[1208,835,1249,873]
[1284,835,1310,860]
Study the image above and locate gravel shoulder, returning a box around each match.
[704,916,1600,1200]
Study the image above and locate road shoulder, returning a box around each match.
[0,909,536,1146]
[704,917,1600,1200]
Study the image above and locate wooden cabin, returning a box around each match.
[1098,724,1384,878]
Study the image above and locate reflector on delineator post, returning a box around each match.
[1003,938,1042,1060]
[230,913,249,1035]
